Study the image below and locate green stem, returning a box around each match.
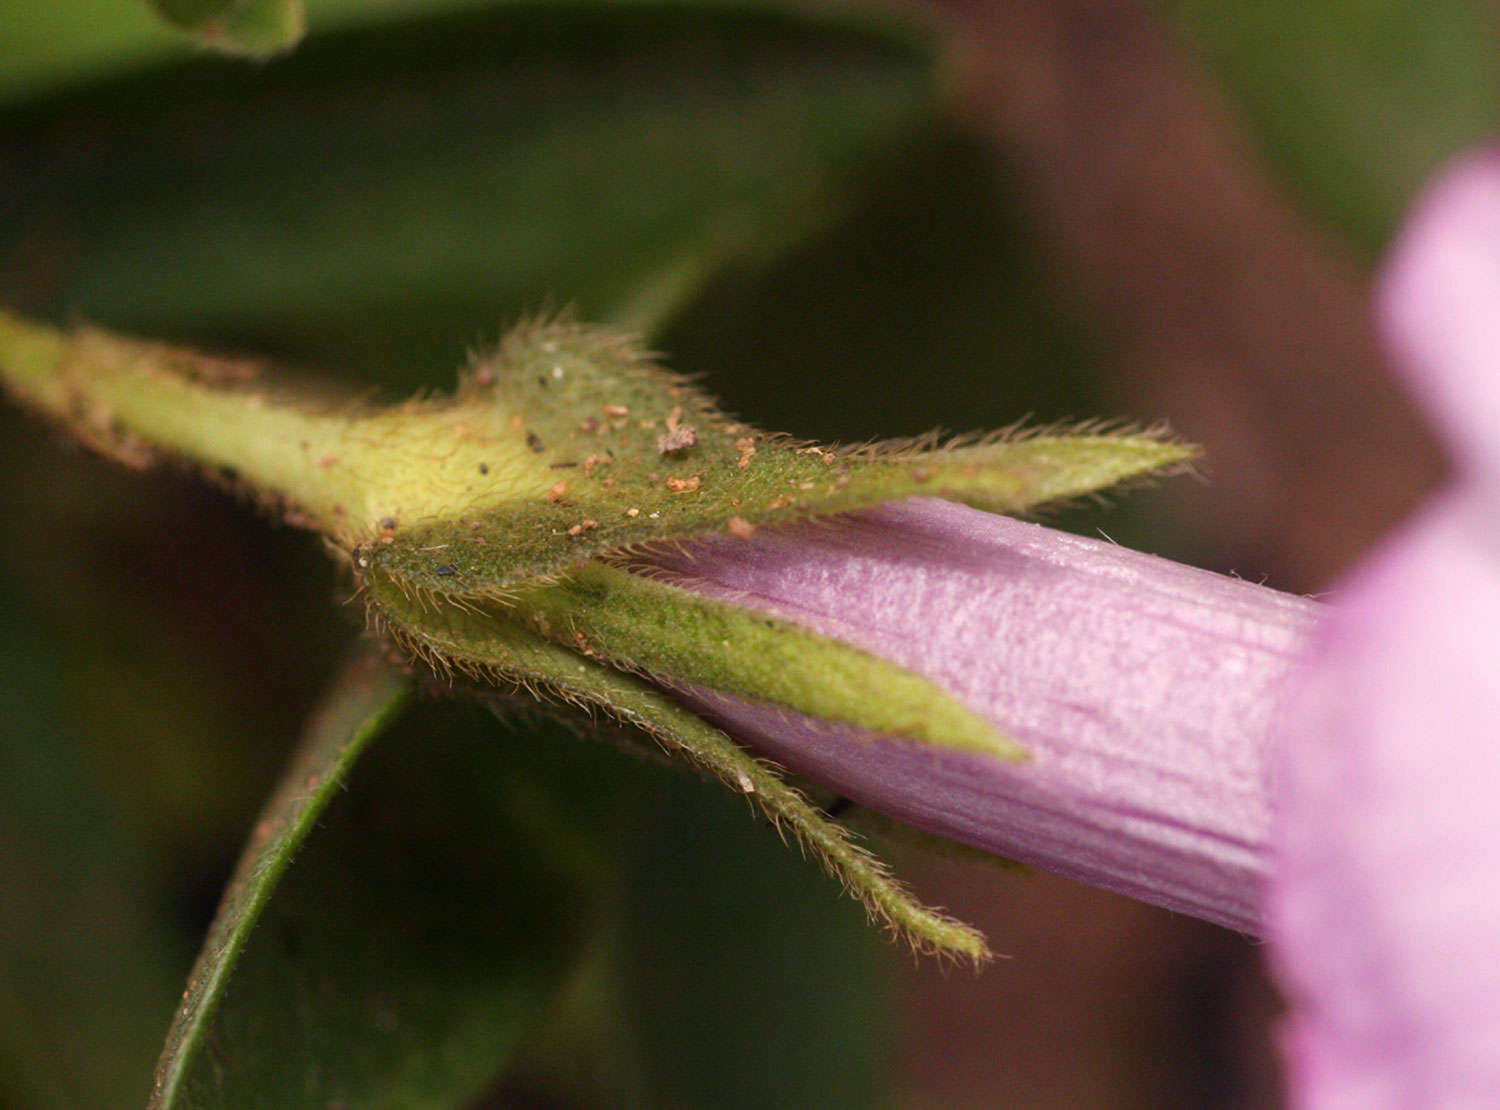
[0,310,542,546]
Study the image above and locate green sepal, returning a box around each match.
[368,320,1193,598]
[498,563,1025,760]
[370,574,990,963]
[146,0,305,57]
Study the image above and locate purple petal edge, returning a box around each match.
[641,498,1319,934]
[1269,490,1500,1101]
[1266,146,1500,1103]
[1377,146,1500,488]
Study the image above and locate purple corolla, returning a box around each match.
[637,496,1319,935]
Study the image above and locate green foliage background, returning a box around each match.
[1,0,1493,1105]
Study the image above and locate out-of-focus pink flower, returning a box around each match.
[1268,150,1500,1102]
[638,497,1319,934]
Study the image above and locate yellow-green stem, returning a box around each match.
[0,310,541,546]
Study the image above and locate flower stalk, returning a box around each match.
[0,304,1300,956]
[0,311,547,545]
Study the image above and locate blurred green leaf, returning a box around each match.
[0,1,180,104]
[0,413,347,857]
[0,1,862,105]
[0,589,184,1109]
[620,770,893,1109]
[154,663,600,1108]
[152,651,410,1107]
[1167,0,1499,257]
[659,129,1113,441]
[656,124,1210,556]
[146,0,306,58]
[1,5,936,385]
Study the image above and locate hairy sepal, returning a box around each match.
[369,579,990,963]
[510,564,1024,760]
[366,560,1020,761]
[366,320,1193,597]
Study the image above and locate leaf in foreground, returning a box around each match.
[152,652,597,1107]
